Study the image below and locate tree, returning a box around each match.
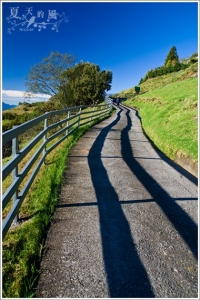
[61,62,112,106]
[139,78,144,85]
[190,52,198,63]
[24,51,76,106]
[164,46,179,67]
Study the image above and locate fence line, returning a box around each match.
[2,97,113,239]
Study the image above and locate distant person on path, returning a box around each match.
[116,96,120,107]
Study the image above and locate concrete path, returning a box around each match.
[36,105,198,298]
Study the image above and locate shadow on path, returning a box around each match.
[121,108,198,259]
[124,104,198,186]
[56,197,198,209]
[88,109,155,298]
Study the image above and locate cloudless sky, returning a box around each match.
[1,1,198,105]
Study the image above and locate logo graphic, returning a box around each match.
[6,6,70,33]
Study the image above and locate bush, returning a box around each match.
[2,141,12,158]
[2,120,13,132]
[2,112,16,120]
[190,57,198,63]
[141,61,191,84]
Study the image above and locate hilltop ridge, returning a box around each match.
[119,61,198,98]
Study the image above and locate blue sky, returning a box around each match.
[1,1,198,105]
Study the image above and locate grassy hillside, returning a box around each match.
[119,62,198,176]
[2,101,61,132]
[119,62,198,97]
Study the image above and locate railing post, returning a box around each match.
[78,107,82,127]
[99,106,102,118]
[90,107,95,122]
[43,112,48,164]
[12,126,18,223]
[66,110,70,136]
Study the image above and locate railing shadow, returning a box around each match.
[121,108,198,259]
[126,104,198,185]
[88,109,155,298]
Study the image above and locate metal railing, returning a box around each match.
[2,97,113,239]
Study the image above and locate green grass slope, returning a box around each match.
[120,62,198,177]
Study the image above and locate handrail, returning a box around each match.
[2,97,113,239]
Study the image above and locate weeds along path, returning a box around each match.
[36,105,198,298]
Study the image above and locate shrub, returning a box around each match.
[2,112,16,120]
[2,120,13,132]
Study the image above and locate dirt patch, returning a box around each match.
[174,152,198,178]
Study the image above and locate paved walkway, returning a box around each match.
[36,105,198,298]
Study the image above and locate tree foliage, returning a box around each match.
[138,47,196,85]
[61,62,112,106]
[25,52,112,108]
[24,51,76,105]
[164,46,179,67]
[140,62,188,84]
[190,52,198,63]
